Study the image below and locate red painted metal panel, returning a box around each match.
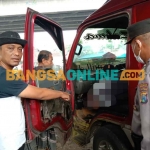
[23,8,73,141]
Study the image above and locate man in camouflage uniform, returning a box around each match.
[126,18,150,150]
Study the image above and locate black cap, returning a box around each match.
[0,31,27,48]
[126,18,150,44]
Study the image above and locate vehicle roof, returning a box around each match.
[78,0,148,27]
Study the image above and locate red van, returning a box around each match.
[22,0,150,149]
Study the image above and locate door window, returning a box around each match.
[33,22,64,74]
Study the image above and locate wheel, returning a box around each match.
[93,124,133,150]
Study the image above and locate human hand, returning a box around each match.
[60,91,71,101]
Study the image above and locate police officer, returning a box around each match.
[126,18,150,150]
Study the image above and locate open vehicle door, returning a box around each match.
[23,7,74,149]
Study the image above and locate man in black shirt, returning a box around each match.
[0,31,70,150]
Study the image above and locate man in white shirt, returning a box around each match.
[0,31,70,150]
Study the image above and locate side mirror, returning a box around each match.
[75,44,82,55]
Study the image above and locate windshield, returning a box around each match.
[73,27,127,70]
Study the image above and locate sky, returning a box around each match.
[0,0,107,16]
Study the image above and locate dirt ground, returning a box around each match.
[25,138,93,150]
[56,138,93,150]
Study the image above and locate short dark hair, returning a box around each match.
[37,50,52,63]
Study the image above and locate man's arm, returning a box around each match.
[139,74,150,149]
[131,90,143,150]
[0,71,70,101]
[19,84,70,101]
[139,91,150,149]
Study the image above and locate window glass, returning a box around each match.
[73,16,128,71]
[33,25,64,73]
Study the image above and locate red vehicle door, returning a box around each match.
[23,7,74,146]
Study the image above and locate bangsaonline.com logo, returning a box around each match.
[67,69,145,81]
[6,69,145,81]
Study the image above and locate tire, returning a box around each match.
[93,124,133,150]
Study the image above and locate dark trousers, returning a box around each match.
[131,132,143,150]
[18,143,25,150]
